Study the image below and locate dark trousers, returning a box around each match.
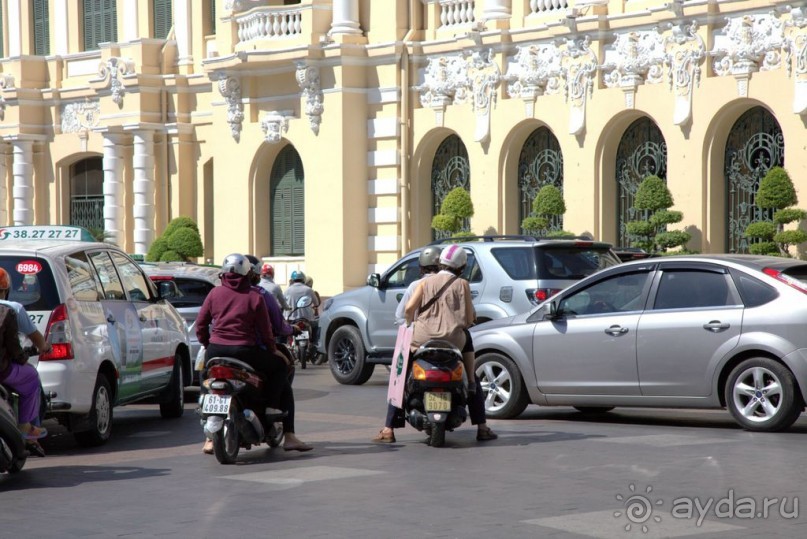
[384,376,487,428]
[205,343,287,410]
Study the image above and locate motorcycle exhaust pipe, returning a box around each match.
[204,416,224,438]
[243,409,264,440]
[408,409,428,431]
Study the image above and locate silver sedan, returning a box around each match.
[472,255,807,432]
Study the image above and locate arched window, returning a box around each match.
[70,157,104,231]
[519,127,563,234]
[725,107,784,253]
[431,135,470,240]
[615,117,667,246]
[270,145,305,256]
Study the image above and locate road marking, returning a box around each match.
[221,465,385,487]
[596,434,731,447]
[524,510,742,538]
[127,431,173,438]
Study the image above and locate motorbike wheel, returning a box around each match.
[213,406,240,464]
[296,343,307,369]
[267,421,284,448]
[428,423,446,448]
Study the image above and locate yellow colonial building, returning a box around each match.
[1,0,806,296]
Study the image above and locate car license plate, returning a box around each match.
[295,331,309,340]
[202,394,231,414]
[425,391,451,412]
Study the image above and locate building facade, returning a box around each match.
[0,0,805,296]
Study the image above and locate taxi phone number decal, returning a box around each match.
[16,260,42,274]
[0,227,82,241]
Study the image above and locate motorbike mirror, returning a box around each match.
[367,273,381,288]
[296,296,313,308]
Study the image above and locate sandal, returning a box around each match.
[284,441,313,452]
[372,429,396,444]
[476,426,498,442]
[23,425,48,440]
[202,439,214,455]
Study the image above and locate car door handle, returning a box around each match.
[604,325,629,336]
[106,315,116,324]
[703,320,730,332]
[139,315,148,322]
[470,290,479,298]
[396,293,404,303]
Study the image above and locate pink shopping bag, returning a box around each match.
[387,324,413,408]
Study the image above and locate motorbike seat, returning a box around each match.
[205,356,257,374]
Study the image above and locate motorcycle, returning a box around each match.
[1,346,50,474]
[286,296,318,369]
[200,356,286,464]
[403,340,468,448]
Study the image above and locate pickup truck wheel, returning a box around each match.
[74,375,113,447]
[328,325,374,385]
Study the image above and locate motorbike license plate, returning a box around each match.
[201,394,231,415]
[424,391,451,412]
[295,331,309,340]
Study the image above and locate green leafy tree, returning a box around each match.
[147,216,204,262]
[432,187,474,237]
[521,184,573,237]
[625,175,690,254]
[744,167,807,257]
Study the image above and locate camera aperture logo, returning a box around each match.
[614,483,799,532]
[614,483,663,532]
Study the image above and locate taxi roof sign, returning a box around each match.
[0,226,96,243]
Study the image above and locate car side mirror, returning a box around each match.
[367,273,381,288]
[157,280,180,300]
[545,300,561,321]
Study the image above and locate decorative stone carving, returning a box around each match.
[0,74,13,121]
[414,55,467,123]
[602,30,665,108]
[98,57,135,108]
[214,74,244,142]
[459,49,501,143]
[61,99,101,133]
[712,13,785,96]
[784,7,807,114]
[560,36,598,136]
[296,64,323,135]
[663,21,706,126]
[505,43,563,117]
[224,0,261,13]
[261,112,290,144]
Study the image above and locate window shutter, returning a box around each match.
[209,0,216,34]
[33,0,50,56]
[153,0,173,40]
[292,185,305,254]
[272,187,292,256]
[270,146,305,257]
[83,0,96,51]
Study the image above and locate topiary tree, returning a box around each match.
[625,175,691,254]
[744,167,807,257]
[432,187,474,238]
[521,184,574,238]
[146,216,204,262]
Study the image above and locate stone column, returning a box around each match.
[174,0,193,69]
[7,0,22,57]
[103,133,126,247]
[329,0,362,36]
[11,140,34,225]
[54,0,70,55]
[0,144,7,225]
[121,0,140,42]
[483,0,511,20]
[132,131,156,256]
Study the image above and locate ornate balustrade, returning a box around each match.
[236,6,305,42]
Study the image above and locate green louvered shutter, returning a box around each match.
[33,0,50,56]
[209,0,216,34]
[83,0,117,51]
[153,0,173,40]
[270,146,305,256]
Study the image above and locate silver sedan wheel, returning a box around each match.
[477,359,513,414]
[731,366,783,423]
[95,384,112,435]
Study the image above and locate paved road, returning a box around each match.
[2,365,806,539]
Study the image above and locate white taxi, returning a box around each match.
[0,226,191,446]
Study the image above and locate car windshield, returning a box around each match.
[150,277,214,308]
[536,247,621,280]
[0,256,61,310]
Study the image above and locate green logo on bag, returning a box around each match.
[395,352,404,376]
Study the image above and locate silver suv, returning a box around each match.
[317,236,621,385]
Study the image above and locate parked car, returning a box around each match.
[140,262,220,384]
[471,254,807,432]
[317,235,621,385]
[0,225,190,446]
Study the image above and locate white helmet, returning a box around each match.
[439,244,467,269]
[221,253,251,276]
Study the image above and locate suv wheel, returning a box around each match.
[725,357,802,432]
[75,374,113,447]
[328,325,375,385]
[475,353,529,419]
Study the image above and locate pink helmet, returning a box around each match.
[439,244,467,269]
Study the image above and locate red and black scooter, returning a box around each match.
[403,340,469,447]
